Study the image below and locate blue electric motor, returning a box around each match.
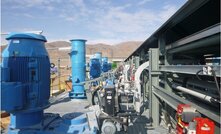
[1,33,50,130]
[94,52,102,73]
[89,58,101,79]
[108,63,112,71]
[69,39,87,99]
[102,57,109,72]
[94,52,102,64]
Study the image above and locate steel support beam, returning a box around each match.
[166,23,220,51]
[159,65,221,77]
[134,56,140,69]
[131,56,134,66]
[168,34,219,54]
[153,88,178,110]
[153,86,220,124]
[159,36,173,92]
[148,48,160,127]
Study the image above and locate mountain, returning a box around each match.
[113,41,142,58]
[45,41,142,60]
[1,41,142,65]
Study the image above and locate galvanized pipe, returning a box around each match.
[134,61,149,113]
[173,78,218,92]
[172,83,213,103]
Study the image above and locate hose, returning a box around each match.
[196,68,220,96]
[91,86,102,106]
[196,69,203,80]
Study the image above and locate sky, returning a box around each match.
[1,0,187,45]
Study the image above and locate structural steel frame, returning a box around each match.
[124,0,220,133]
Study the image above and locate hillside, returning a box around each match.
[46,41,142,60]
[1,41,142,65]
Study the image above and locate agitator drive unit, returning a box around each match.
[89,58,101,79]
[101,57,109,72]
[1,33,50,128]
[1,33,98,134]
[94,52,102,66]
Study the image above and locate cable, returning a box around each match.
[196,69,203,80]
[91,86,102,106]
[211,69,220,96]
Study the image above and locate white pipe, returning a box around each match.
[134,61,149,113]
[124,65,130,82]
[172,83,212,103]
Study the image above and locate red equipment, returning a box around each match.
[176,104,215,134]
[176,104,198,134]
[194,118,215,134]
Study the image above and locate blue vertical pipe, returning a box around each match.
[69,39,87,99]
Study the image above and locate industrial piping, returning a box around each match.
[172,83,220,104]
[69,39,87,99]
[134,61,149,113]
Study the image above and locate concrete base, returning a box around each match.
[4,92,98,134]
